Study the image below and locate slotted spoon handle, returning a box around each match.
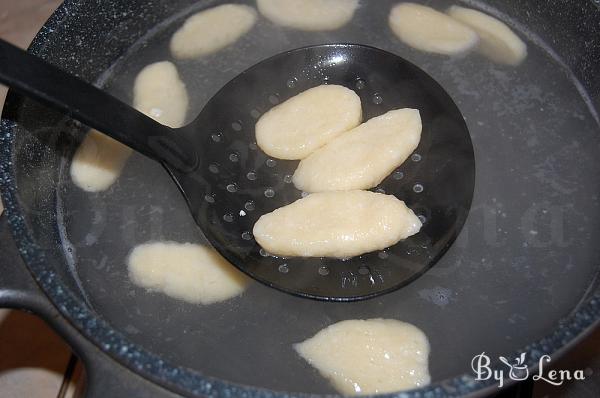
[0,38,197,172]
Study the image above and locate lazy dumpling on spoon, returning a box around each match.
[0,40,474,301]
[254,191,422,258]
[255,84,362,160]
[293,108,422,192]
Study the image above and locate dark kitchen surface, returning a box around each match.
[0,1,598,397]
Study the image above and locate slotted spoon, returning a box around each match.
[0,39,474,301]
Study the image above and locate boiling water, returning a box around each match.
[59,0,600,393]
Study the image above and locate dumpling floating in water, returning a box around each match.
[447,6,527,66]
[70,61,188,191]
[132,61,189,128]
[388,2,478,55]
[253,190,421,258]
[257,0,359,31]
[295,318,431,395]
[128,242,249,305]
[255,84,362,160]
[170,4,257,59]
[70,130,132,192]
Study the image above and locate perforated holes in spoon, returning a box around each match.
[191,44,474,301]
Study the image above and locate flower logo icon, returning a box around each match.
[499,352,528,380]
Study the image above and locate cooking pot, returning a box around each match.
[1,0,599,397]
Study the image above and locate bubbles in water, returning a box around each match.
[250,109,261,119]
[260,248,269,257]
[413,183,424,193]
[318,266,329,276]
[392,170,404,180]
[355,78,366,90]
[223,213,234,223]
[208,164,219,174]
[268,94,280,105]
[246,171,257,181]
[211,132,222,142]
[226,183,238,193]
[406,247,418,255]
[283,174,293,183]
[229,153,239,162]
[248,142,258,151]
[231,121,242,131]
[411,153,422,162]
[378,251,389,260]
[204,194,215,203]
[418,214,427,224]
[265,158,277,168]
[372,93,383,105]
[241,231,253,241]
[419,286,452,307]
[358,266,370,275]
[375,187,386,194]
[322,76,330,84]
[278,263,289,273]
[264,188,275,198]
[286,78,297,88]
[244,201,255,211]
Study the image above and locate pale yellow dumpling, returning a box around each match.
[389,3,478,55]
[255,85,362,160]
[170,4,257,59]
[447,6,527,65]
[128,242,249,305]
[295,319,431,395]
[70,61,188,191]
[257,0,359,31]
[70,130,132,192]
[132,61,189,128]
[293,109,422,192]
[253,191,421,258]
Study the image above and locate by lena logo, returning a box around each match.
[471,352,585,388]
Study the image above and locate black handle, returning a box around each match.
[0,214,182,398]
[0,39,197,172]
